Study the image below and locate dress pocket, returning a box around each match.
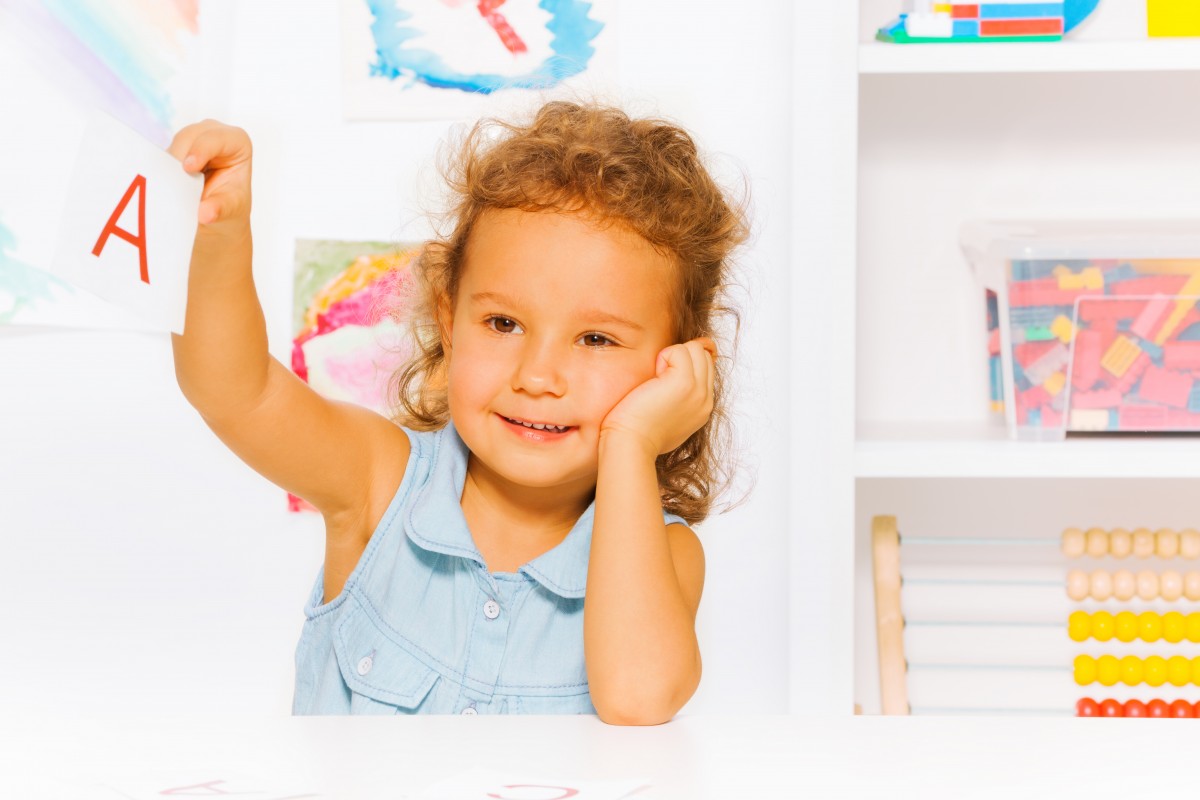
[333,602,441,714]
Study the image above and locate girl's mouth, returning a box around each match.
[499,414,575,439]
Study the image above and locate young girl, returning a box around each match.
[168,101,748,724]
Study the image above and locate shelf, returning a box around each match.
[855,421,1200,478]
[859,39,1200,74]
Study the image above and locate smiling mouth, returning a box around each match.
[500,415,574,433]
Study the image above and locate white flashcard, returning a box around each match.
[413,768,649,800]
[51,111,202,335]
[90,773,322,799]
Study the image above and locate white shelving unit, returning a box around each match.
[790,4,1200,716]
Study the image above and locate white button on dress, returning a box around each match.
[461,705,478,715]
[483,599,500,619]
[356,655,373,675]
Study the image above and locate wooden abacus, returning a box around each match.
[871,516,1200,716]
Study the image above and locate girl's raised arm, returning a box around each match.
[167,121,409,570]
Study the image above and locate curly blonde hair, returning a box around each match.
[390,100,749,525]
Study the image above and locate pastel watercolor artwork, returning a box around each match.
[289,240,422,513]
[0,0,223,330]
[341,0,611,119]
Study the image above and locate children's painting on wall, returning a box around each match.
[340,0,615,120]
[289,239,422,512]
[0,0,228,330]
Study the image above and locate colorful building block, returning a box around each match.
[1070,329,1104,390]
[1101,336,1144,378]
[1148,0,1200,37]
[1137,365,1194,409]
[1131,297,1173,340]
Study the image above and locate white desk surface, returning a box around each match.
[4,712,1190,799]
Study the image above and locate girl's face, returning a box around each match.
[439,207,677,496]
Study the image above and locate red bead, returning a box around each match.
[1099,698,1124,717]
[1170,699,1195,718]
[1194,701,1200,717]
[1147,699,1171,718]
[1076,697,1100,717]
[1124,699,1148,717]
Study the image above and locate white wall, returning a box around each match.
[0,1,793,716]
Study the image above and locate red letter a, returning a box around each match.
[92,174,150,284]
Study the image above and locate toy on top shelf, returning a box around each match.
[1148,0,1200,37]
[877,1,1100,44]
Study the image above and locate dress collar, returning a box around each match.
[405,419,593,599]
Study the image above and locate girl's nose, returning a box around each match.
[511,339,567,396]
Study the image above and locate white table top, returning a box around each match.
[4,712,1190,799]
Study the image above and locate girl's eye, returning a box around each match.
[485,316,521,334]
[580,333,615,348]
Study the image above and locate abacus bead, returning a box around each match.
[1076,697,1100,717]
[1062,528,1086,557]
[1156,529,1180,559]
[1139,611,1163,642]
[1181,529,1200,559]
[1133,528,1156,558]
[1112,570,1137,601]
[1124,699,1148,718]
[1168,655,1192,687]
[1136,571,1160,601]
[1170,699,1195,718]
[1091,569,1113,601]
[1068,611,1091,642]
[1186,572,1200,601]
[1097,655,1121,687]
[1091,611,1115,642]
[1120,655,1144,686]
[1115,611,1139,643]
[1099,698,1123,717]
[1188,613,1200,643]
[1144,655,1167,687]
[1074,655,1097,685]
[1066,570,1090,601]
[1162,611,1186,644]
[1193,657,1200,685]
[1110,528,1132,559]
[1161,570,1184,602]
[1148,699,1170,717]
[1086,528,1109,558]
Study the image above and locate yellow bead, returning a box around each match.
[1091,611,1115,641]
[1120,655,1144,686]
[1144,655,1167,687]
[1192,657,1200,685]
[1074,654,1097,685]
[1068,611,1091,642]
[1168,655,1192,687]
[1187,613,1200,643]
[1108,614,1137,642]
[1097,654,1121,687]
[1163,611,1186,644]
[1139,611,1163,642]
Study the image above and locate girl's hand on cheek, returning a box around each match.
[599,338,717,457]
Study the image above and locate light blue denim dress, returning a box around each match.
[292,419,688,715]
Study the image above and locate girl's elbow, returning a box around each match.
[594,699,676,726]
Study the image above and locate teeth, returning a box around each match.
[507,417,567,432]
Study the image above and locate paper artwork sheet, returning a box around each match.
[0,0,231,330]
[340,0,618,120]
[288,238,423,512]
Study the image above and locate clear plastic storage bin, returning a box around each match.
[962,221,1200,441]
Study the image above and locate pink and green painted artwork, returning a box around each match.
[289,239,422,513]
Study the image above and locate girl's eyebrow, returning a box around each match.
[469,290,644,332]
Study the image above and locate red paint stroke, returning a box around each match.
[92,174,150,284]
[477,0,528,54]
